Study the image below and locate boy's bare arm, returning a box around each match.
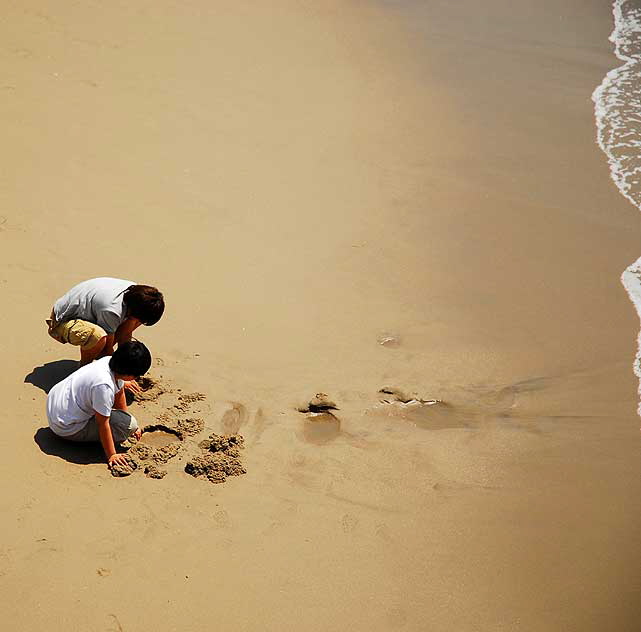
[113,387,127,411]
[114,317,142,347]
[95,412,129,468]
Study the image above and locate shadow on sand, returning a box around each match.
[24,359,77,394]
[28,361,106,465]
[33,427,104,465]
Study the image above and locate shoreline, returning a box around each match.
[593,0,641,420]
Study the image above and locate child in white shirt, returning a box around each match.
[47,341,151,470]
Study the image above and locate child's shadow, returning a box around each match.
[33,427,104,465]
[28,360,111,465]
[24,359,77,394]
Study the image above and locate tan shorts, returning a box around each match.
[46,317,107,349]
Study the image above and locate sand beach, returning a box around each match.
[2,1,641,630]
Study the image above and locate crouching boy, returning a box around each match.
[47,277,165,366]
[46,341,152,470]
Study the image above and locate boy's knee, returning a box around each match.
[127,413,139,434]
[110,410,138,443]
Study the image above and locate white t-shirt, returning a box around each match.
[53,277,136,334]
[47,357,124,437]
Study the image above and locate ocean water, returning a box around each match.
[593,0,641,414]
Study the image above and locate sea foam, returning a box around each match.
[593,0,641,414]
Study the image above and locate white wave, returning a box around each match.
[592,0,641,415]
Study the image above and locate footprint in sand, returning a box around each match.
[0,550,12,577]
[290,453,306,468]
[375,522,394,543]
[220,402,248,434]
[340,513,359,533]
[384,605,408,629]
[212,509,231,528]
[250,408,268,445]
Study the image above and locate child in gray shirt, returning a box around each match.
[47,277,164,368]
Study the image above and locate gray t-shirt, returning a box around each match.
[53,277,136,334]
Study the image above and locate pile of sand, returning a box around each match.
[185,434,246,484]
[111,425,183,479]
[132,376,171,402]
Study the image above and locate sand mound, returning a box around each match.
[297,393,339,414]
[185,433,246,484]
[174,392,206,413]
[110,455,139,477]
[133,376,171,402]
[143,464,167,479]
[117,383,249,483]
[378,386,440,406]
[176,417,205,436]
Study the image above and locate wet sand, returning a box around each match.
[3,1,641,630]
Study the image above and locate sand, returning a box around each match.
[116,376,246,483]
[3,0,641,630]
[186,433,247,484]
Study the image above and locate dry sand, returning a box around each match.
[3,1,641,630]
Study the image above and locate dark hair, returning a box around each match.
[109,341,152,377]
[123,285,165,326]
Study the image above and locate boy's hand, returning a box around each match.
[123,380,142,395]
[108,453,132,469]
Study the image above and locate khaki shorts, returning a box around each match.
[46,316,107,350]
